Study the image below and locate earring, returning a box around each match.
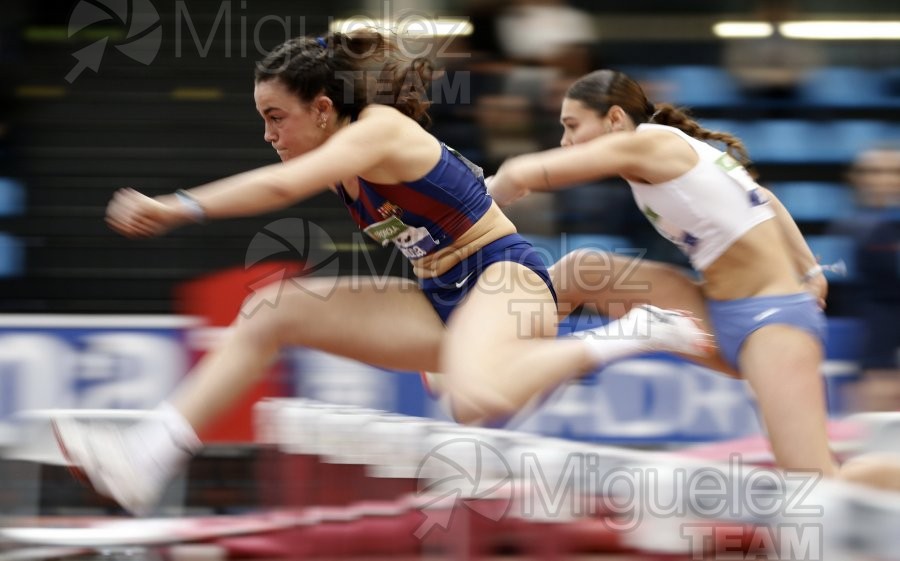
[319,119,327,129]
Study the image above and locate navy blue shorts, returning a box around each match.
[419,233,558,323]
[706,292,827,369]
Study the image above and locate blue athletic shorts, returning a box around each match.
[706,292,827,369]
[419,233,558,323]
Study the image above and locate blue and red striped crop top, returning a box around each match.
[335,144,493,259]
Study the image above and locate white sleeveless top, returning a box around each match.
[625,123,775,271]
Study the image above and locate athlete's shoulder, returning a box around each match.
[355,104,427,139]
[633,123,688,142]
[357,104,410,123]
[335,105,410,153]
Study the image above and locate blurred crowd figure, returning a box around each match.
[830,146,900,412]
[467,0,596,137]
[460,0,598,236]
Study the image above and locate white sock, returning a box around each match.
[156,402,203,453]
[126,403,202,485]
[575,313,653,366]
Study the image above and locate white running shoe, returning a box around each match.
[623,304,714,356]
[53,419,168,516]
[577,304,714,357]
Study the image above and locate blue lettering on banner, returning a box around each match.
[285,345,765,444]
[0,318,192,442]
[510,359,760,443]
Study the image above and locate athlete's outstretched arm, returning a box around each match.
[488,130,691,207]
[106,108,403,238]
[488,133,636,206]
[180,110,402,217]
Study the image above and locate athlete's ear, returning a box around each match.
[312,95,334,117]
[607,105,631,131]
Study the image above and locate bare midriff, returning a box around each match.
[701,219,805,301]
[411,203,518,279]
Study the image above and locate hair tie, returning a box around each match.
[316,36,327,48]
[649,109,661,123]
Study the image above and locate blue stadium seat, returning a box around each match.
[825,120,891,162]
[0,178,24,216]
[696,119,737,135]
[659,66,741,107]
[768,182,855,222]
[799,67,885,108]
[0,233,24,277]
[749,120,824,162]
[700,119,756,141]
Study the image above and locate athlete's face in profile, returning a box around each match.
[254,79,323,162]
[559,98,610,147]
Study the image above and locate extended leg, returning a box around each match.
[552,249,738,376]
[739,325,838,476]
[54,276,445,514]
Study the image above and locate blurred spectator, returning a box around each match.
[495,0,595,73]
[469,0,598,161]
[831,146,900,411]
[468,0,599,236]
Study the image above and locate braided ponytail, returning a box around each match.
[650,104,752,169]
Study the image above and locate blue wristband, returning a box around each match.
[174,189,207,223]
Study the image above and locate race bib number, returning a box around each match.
[364,217,438,259]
